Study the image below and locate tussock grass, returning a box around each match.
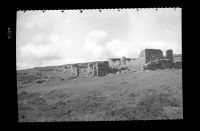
[18,69,182,122]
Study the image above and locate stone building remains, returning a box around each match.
[109,49,174,71]
[17,49,181,82]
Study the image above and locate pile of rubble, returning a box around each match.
[144,59,174,70]
[144,59,182,70]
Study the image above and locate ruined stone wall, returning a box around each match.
[61,61,110,77]
[69,64,79,76]
[97,61,109,76]
[77,63,95,77]
[107,49,174,72]
[108,58,121,68]
[108,54,146,71]
[108,58,137,68]
[166,49,173,61]
[87,63,96,77]
[144,49,163,64]
[17,49,176,82]
[43,63,95,79]
[144,49,174,64]
[127,57,145,71]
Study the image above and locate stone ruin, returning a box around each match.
[54,48,176,78]
[67,61,109,78]
[108,49,174,72]
[17,49,182,83]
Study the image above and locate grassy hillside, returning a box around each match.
[18,69,182,122]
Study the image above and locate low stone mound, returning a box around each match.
[144,59,173,70]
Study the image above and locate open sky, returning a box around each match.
[17,8,181,70]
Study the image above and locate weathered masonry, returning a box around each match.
[142,49,173,63]
[67,48,174,78]
[68,61,109,77]
[39,49,175,78]
[17,49,180,82]
[108,49,174,71]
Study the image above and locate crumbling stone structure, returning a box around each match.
[166,50,173,61]
[108,49,174,72]
[97,61,109,76]
[67,61,109,78]
[143,49,163,63]
[17,49,180,82]
[140,49,173,64]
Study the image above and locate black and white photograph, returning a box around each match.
[16,8,182,122]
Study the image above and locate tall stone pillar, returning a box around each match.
[92,66,95,76]
[96,63,99,77]
[166,50,173,61]
[76,65,79,77]
[121,57,126,65]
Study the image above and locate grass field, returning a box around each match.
[17,69,182,122]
